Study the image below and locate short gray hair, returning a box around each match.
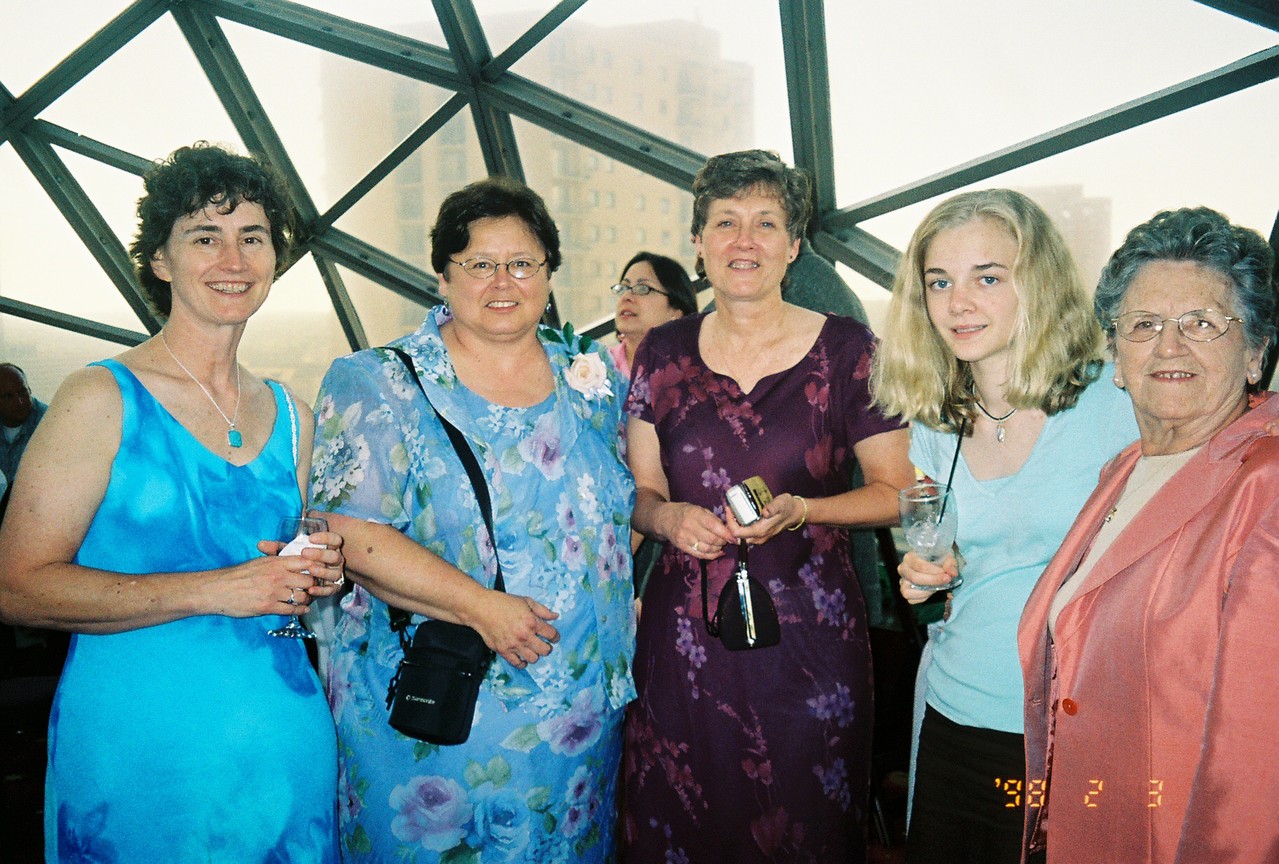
[690,149,811,242]
[1096,207,1276,359]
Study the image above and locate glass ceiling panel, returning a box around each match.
[0,318,138,406]
[332,108,489,269]
[510,117,699,332]
[56,147,144,253]
[511,0,787,160]
[238,252,353,405]
[861,78,1279,299]
[0,1,130,95]
[316,51,460,216]
[474,2,560,56]
[827,0,1279,203]
[35,14,241,162]
[336,264,432,350]
[0,147,144,331]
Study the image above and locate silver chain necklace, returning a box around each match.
[974,400,1017,443]
[159,330,243,448]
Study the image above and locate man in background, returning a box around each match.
[0,363,47,493]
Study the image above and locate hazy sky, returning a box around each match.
[1,0,1275,339]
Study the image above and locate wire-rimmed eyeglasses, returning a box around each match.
[448,256,547,280]
[610,281,670,298]
[1111,309,1241,343]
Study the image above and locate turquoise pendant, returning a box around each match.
[228,428,243,448]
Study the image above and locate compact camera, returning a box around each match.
[725,476,774,526]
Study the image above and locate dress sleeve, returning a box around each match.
[838,321,906,447]
[1175,479,1279,862]
[308,352,415,528]
[908,424,942,483]
[624,329,660,424]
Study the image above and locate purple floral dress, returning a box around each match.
[621,313,903,863]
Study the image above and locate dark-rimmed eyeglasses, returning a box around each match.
[610,281,670,298]
[1111,309,1241,343]
[448,256,547,280]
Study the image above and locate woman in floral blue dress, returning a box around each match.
[621,150,913,862]
[310,178,635,862]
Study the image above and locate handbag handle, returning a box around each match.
[700,540,748,637]
[383,347,505,637]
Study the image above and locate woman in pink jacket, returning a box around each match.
[1019,207,1279,864]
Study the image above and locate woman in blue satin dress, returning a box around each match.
[0,143,343,862]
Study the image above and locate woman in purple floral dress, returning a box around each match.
[621,150,913,862]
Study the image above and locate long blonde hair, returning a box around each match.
[871,189,1103,433]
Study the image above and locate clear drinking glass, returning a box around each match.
[898,483,962,592]
[268,516,327,639]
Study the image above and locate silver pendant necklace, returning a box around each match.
[159,330,243,448]
[975,400,1017,443]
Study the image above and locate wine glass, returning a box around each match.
[268,516,327,639]
[898,483,962,592]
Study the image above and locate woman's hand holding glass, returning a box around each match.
[206,526,344,620]
[898,551,962,604]
[898,482,963,599]
[269,517,341,638]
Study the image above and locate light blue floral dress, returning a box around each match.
[310,307,636,863]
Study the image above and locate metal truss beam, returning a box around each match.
[0,104,161,333]
[197,0,460,89]
[36,122,154,175]
[0,0,167,146]
[485,0,589,82]
[173,2,368,351]
[481,73,706,190]
[433,0,525,181]
[779,0,837,226]
[827,46,1279,230]
[1194,0,1279,31]
[580,316,619,343]
[309,230,442,308]
[317,93,470,234]
[812,227,902,290]
[0,297,148,347]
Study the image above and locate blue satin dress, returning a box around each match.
[45,359,338,863]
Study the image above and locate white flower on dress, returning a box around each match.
[564,353,613,400]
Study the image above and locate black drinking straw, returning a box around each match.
[938,416,967,521]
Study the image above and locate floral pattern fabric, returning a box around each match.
[310,307,636,863]
[620,313,903,863]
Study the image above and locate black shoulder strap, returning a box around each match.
[383,346,505,635]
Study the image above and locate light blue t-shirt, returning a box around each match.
[909,366,1139,733]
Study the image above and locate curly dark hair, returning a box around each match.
[129,142,295,316]
[689,149,812,242]
[430,177,561,277]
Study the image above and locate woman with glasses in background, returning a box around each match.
[608,252,698,377]
[309,177,637,862]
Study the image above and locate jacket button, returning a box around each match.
[1061,698,1078,716]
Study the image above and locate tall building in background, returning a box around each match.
[1022,185,1113,292]
[322,16,752,337]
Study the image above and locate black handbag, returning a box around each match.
[383,348,503,745]
[701,541,781,651]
